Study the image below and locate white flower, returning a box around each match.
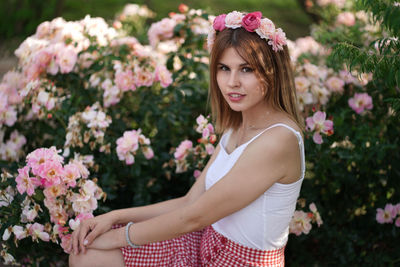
[225,11,243,29]
[12,225,27,240]
[1,251,16,265]
[69,218,81,230]
[2,228,11,241]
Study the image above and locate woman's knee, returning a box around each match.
[68,250,102,267]
[69,252,90,267]
[68,248,125,267]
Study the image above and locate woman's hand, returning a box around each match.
[85,227,126,251]
[69,211,117,255]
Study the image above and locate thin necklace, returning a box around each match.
[235,124,266,148]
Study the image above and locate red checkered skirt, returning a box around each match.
[113,224,285,266]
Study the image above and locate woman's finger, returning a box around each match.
[78,221,92,254]
[72,227,80,255]
[83,226,101,247]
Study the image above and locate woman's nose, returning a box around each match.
[227,71,240,87]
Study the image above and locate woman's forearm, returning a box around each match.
[111,196,188,224]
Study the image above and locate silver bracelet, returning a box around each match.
[125,222,140,248]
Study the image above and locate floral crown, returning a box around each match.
[207,11,287,52]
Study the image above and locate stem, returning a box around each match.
[53,112,67,129]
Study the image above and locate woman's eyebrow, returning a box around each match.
[217,62,249,66]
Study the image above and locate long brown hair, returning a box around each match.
[209,27,303,134]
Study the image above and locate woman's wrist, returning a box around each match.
[107,209,122,224]
[109,208,133,225]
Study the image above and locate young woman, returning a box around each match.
[69,11,305,267]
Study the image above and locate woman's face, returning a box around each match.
[216,47,266,113]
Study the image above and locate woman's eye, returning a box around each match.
[219,65,229,71]
[242,67,253,73]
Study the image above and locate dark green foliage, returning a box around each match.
[285,0,400,265]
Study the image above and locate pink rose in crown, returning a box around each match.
[241,12,262,32]
[268,28,287,52]
[213,14,226,31]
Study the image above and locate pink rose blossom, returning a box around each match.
[116,130,140,165]
[142,147,154,160]
[43,183,67,199]
[289,210,312,236]
[337,12,356,27]
[193,169,202,178]
[395,217,400,227]
[376,204,396,224]
[268,28,287,52]
[12,225,27,240]
[82,180,98,196]
[174,140,193,160]
[61,234,72,254]
[241,12,262,32]
[24,63,41,82]
[15,166,39,196]
[325,76,345,93]
[53,224,69,237]
[225,11,243,29]
[77,212,94,221]
[339,70,357,84]
[63,163,81,187]
[10,130,27,148]
[255,18,275,40]
[207,27,216,52]
[205,143,215,155]
[25,208,38,222]
[202,126,211,139]
[33,49,53,71]
[135,68,154,87]
[48,204,69,225]
[306,111,334,144]
[295,76,311,93]
[115,69,136,92]
[70,159,89,179]
[28,223,50,242]
[213,14,227,31]
[0,106,18,127]
[35,21,51,38]
[148,18,176,47]
[37,160,63,187]
[348,93,373,114]
[26,147,63,175]
[394,203,400,215]
[56,46,78,74]
[155,65,173,88]
[69,212,94,230]
[72,194,98,214]
[196,115,208,130]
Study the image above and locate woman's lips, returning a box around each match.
[227,93,245,102]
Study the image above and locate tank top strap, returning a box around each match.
[246,123,300,143]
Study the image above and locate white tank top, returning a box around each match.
[205,123,305,250]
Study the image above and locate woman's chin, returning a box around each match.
[227,104,244,112]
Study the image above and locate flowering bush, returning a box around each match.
[0,148,104,264]
[0,4,212,265]
[283,0,400,265]
[0,1,399,265]
[376,203,400,227]
[165,114,216,178]
[289,201,323,236]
